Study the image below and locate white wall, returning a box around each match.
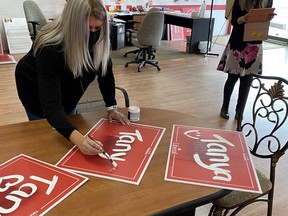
[0,0,228,51]
[152,0,227,5]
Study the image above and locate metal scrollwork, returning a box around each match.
[242,77,288,158]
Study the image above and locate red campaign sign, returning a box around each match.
[0,33,3,55]
[165,125,261,193]
[0,154,88,216]
[56,119,166,185]
[170,25,185,41]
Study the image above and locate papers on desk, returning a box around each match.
[113,11,133,16]
[165,125,261,193]
[56,119,166,185]
[112,17,126,23]
[0,154,88,215]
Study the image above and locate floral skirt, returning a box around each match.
[217,43,263,77]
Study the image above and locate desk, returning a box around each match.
[114,12,214,54]
[164,12,215,54]
[110,22,125,50]
[113,12,146,45]
[0,108,229,216]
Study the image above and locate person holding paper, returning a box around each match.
[218,0,274,119]
[15,0,129,155]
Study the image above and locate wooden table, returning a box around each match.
[0,108,229,216]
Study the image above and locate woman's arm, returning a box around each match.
[97,58,117,107]
[97,58,129,125]
[35,46,104,154]
[69,130,103,155]
[231,0,247,26]
[36,46,77,139]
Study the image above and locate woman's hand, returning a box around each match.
[107,109,130,125]
[237,14,248,24]
[70,130,103,155]
[267,13,276,21]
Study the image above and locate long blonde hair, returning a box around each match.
[239,0,270,11]
[33,0,110,77]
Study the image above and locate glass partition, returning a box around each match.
[268,1,288,43]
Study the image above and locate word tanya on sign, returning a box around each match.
[99,130,144,162]
[185,130,235,182]
[0,174,58,214]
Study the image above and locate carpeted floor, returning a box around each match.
[111,43,192,66]
[111,37,287,66]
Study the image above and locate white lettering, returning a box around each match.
[183,132,234,182]
[0,174,58,214]
[193,154,232,181]
[119,130,143,141]
[184,130,201,140]
[0,195,22,214]
[201,134,235,147]
[0,175,24,192]
[30,175,58,195]
[110,130,143,161]
[0,183,37,214]
[10,183,37,197]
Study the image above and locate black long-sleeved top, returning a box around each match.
[15,44,116,139]
[229,0,273,51]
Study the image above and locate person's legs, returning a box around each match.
[25,108,77,121]
[67,108,77,115]
[221,74,239,119]
[25,109,43,121]
[235,75,250,119]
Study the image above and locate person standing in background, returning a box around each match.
[218,0,274,119]
[15,0,129,155]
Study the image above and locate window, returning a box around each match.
[268,1,288,42]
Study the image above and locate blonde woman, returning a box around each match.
[15,0,129,155]
[218,0,274,119]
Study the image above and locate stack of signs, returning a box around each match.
[0,154,88,215]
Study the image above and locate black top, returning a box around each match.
[229,0,273,51]
[15,44,116,139]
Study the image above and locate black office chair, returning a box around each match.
[124,11,164,72]
[125,20,141,46]
[209,74,288,216]
[23,0,47,41]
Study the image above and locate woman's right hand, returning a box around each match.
[237,14,247,24]
[70,130,103,155]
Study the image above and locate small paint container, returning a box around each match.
[128,106,140,122]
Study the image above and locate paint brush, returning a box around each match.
[88,135,118,168]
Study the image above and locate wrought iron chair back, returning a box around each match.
[209,74,288,216]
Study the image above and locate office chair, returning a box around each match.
[23,0,47,41]
[209,74,288,216]
[124,11,164,72]
[125,20,140,46]
[124,8,160,58]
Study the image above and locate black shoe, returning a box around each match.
[220,106,229,119]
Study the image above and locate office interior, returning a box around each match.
[0,0,288,215]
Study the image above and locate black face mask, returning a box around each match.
[89,30,101,47]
